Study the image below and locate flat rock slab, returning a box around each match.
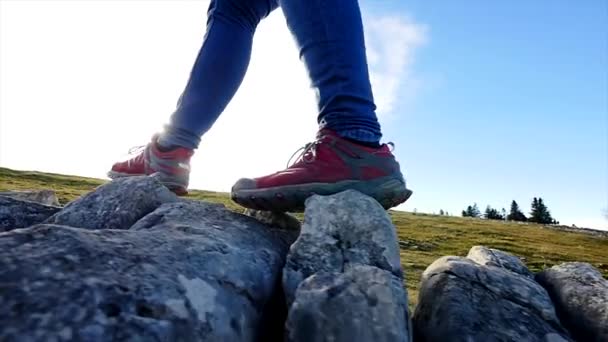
[0,199,296,341]
[0,196,61,232]
[0,189,60,206]
[413,256,571,342]
[283,190,410,342]
[45,176,177,230]
[536,262,608,342]
[286,265,410,342]
[242,209,301,231]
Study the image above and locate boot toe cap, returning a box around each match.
[231,178,257,193]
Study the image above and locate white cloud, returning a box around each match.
[0,1,426,194]
[363,15,427,119]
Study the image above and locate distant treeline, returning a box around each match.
[459,198,558,224]
[431,197,558,225]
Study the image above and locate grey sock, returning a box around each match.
[156,134,179,152]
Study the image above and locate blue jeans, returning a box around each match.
[161,0,382,150]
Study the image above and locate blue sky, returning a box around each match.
[362,0,607,227]
[0,0,606,229]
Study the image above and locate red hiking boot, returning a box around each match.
[231,129,412,212]
[107,134,194,196]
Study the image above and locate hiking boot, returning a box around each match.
[107,134,194,196]
[231,129,412,212]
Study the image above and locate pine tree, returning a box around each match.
[540,198,556,224]
[530,197,542,223]
[529,197,555,224]
[539,198,549,223]
[484,205,492,219]
[530,197,539,222]
[471,203,481,217]
[463,203,481,217]
[485,205,504,220]
[507,200,527,222]
[439,209,445,216]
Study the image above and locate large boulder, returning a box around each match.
[283,190,403,302]
[0,176,296,341]
[45,176,177,230]
[536,262,608,342]
[0,195,60,232]
[413,248,572,342]
[286,265,409,342]
[283,190,410,342]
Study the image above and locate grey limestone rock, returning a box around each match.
[283,190,410,342]
[286,265,410,342]
[242,208,301,231]
[467,245,534,278]
[45,175,177,230]
[283,190,403,303]
[536,262,608,342]
[7,175,602,342]
[413,255,571,342]
[0,189,60,206]
[0,178,296,341]
[0,195,61,232]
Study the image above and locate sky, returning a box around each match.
[1,0,606,229]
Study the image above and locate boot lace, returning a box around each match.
[286,140,321,168]
[128,145,146,155]
[285,135,395,168]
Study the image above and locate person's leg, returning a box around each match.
[160,0,279,149]
[231,0,411,211]
[109,0,279,194]
[281,0,381,144]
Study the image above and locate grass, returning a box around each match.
[1,166,606,310]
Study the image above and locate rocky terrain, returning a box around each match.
[0,175,606,341]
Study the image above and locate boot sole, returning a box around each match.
[231,176,412,212]
[107,171,188,196]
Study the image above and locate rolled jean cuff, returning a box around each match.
[158,125,201,150]
[334,128,382,143]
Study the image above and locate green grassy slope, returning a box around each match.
[1,167,606,309]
